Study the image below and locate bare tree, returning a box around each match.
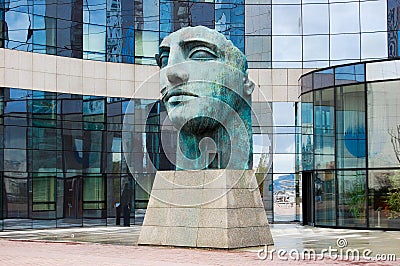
[389,125,400,164]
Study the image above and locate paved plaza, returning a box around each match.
[0,224,399,265]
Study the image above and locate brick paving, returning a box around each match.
[0,239,397,266]
[0,224,399,265]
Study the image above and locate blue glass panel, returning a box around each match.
[84,0,106,25]
[32,15,46,46]
[5,101,27,113]
[84,24,106,55]
[121,0,135,63]
[335,64,365,85]
[388,0,400,58]
[32,91,56,99]
[121,27,135,64]
[32,1,46,16]
[190,2,214,28]
[137,0,159,31]
[215,2,245,52]
[160,0,173,39]
[9,89,32,100]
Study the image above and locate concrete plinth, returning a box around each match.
[138,170,273,249]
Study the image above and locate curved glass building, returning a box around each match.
[300,59,400,229]
[0,0,398,230]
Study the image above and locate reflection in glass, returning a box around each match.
[314,170,335,226]
[83,175,105,210]
[273,173,296,222]
[245,36,271,68]
[245,5,271,35]
[303,35,329,63]
[314,88,334,170]
[5,126,26,149]
[32,176,56,211]
[313,69,333,90]
[56,2,83,58]
[330,33,360,62]
[334,64,364,85]
[134,30,158,65]
[272,4,301,35]
[301,92,313,171]
[4,149,26,172]
[272,154,295,173]
[273,102,295,126]
[338,170,366,227]
[5,10,31,51]
[336,85,366,169]
[368,81,400,168]
[274,134,295,153]
[361,32,388,60]
[83,24,106,60]
[106,0,122,62]
[369,170,400,229]
[84,0,106,25]
[360,0,387,32]
[31,149,58,172]
[272,36,302,66]
[302,4,328,35]
[190,2,214,28]
[215,2,245,52]
[330,2,359,34]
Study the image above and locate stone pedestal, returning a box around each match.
[138,170,273,249]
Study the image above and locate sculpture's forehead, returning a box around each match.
[161,27,228,49]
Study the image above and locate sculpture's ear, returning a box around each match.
[243,74,254,96]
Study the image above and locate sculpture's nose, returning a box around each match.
[166,66,189,86]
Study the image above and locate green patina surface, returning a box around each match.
[158,26,254,170]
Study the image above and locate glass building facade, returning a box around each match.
[300,59,400,229]
[0,0,390,68]
[0,86,273,230]
[0,90,170,229]
[0,0,399,230]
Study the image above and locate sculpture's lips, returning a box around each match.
[163,89,199,104]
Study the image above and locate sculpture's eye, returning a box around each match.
[189,47,217,60]
[159,55,169,68]
[157,49,169,68]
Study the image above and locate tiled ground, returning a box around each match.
[0,224,399,265]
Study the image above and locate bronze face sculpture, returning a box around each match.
[157,26,254,170]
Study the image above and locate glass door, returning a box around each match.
[59,176,82,227]
[302,171,314,226]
